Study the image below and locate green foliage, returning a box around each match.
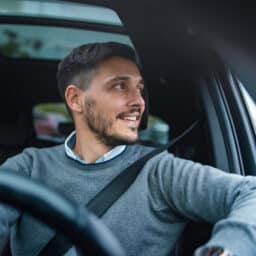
[0,29,29,57]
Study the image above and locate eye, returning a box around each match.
[137,84,144,94]
[114,83,126,90]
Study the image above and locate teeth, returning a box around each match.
[124,116,137,121]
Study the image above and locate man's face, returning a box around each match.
[81,57,145,146]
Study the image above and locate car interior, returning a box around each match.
[0,24,217,256]
[0,0,255,255]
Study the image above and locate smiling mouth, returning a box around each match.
[121,116,138,121]
[117,110,141,128]
[118,109,141,122]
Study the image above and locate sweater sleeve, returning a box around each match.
[154,152,256,256]
[0,150,32,253]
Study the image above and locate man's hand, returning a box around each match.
[196,246,235,256]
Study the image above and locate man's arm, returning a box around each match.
[154,152,256,256]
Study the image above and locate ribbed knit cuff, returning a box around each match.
[194,246,235,256]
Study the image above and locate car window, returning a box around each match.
[33,103,71,143]
[139,116,169,144]
[33,103,170,145]
[238,81,256,135]
[0,0,132,60]
[0,0,122,25]
[0,24,132,60]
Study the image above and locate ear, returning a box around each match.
[65,85,83,114]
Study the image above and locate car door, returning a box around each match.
[199,56,256,175]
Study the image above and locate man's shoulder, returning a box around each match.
[0,144,65,177]
[22,144,64,157]
[125,143,171,162]
[2,144,65,167]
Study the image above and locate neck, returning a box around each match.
[73,127,113,164]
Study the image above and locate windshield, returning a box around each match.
[0,24,132,60]
[0,0,122,26]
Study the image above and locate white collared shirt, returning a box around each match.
[64,131,126,164]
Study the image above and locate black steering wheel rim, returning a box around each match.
[0,167,125,256]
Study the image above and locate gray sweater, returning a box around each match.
[1,144,256,256]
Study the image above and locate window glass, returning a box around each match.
[33,103,170,144]
[139,116,169,145]
[238,81,256,135]
[0,24,132,59]
[33,103,72,143]
[0,0,122,26]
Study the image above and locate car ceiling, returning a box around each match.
[77,0,256,61]
[70,0,256,101]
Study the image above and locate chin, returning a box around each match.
[103,132,139,147]
[116,134,138,144]
[120,130,139,143]
[123,136,138,144]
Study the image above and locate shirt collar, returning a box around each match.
[64,131,126,164]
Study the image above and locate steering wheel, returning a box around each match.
[0,167,126,256]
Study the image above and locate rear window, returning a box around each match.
[0,1,132,60]
[33,103,71,143]
[33,103,170,145]
[0,24,132,60]
[0,0,122,25]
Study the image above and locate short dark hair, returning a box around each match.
[56,41,148,129]
[56,42,138,100]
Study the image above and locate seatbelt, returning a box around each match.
[38,119,201,256]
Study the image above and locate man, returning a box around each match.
[0,42,256,256]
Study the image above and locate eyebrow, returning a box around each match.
[107,76,144,84]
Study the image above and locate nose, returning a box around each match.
[127,87,145,110]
